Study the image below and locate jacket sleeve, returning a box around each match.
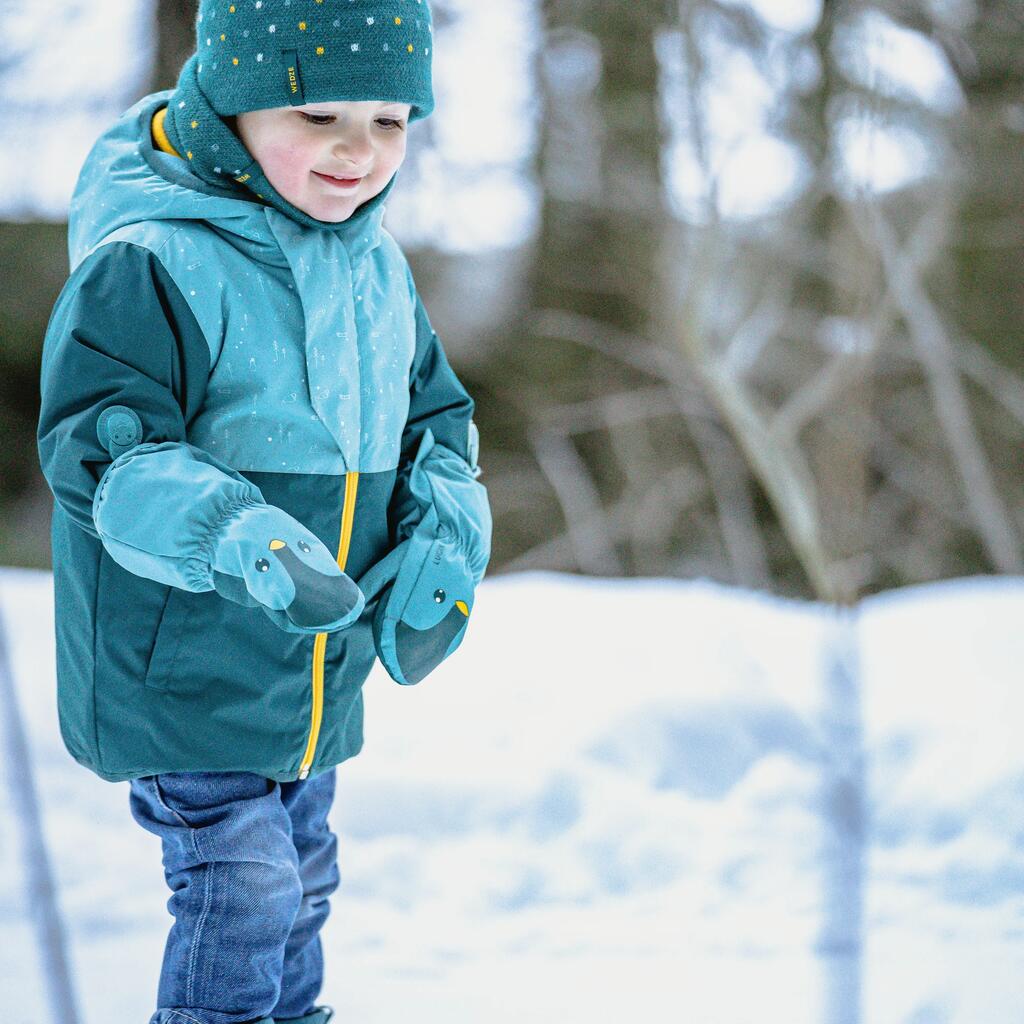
[37,240,267,592]
[388,264,482,545]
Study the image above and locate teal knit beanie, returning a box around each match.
[163,0,434,229]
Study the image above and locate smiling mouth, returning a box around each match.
[313,171,364,188]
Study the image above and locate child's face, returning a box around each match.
[234,100,413,223]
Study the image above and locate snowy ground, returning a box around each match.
[1,567,1023,1024]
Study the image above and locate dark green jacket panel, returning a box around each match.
[389,281,477,543]
[37,240,212,541]
[50,509,101,771]
[405,289,475,459]
[59,468,397,783]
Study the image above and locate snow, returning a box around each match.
[1,566,1023,1022]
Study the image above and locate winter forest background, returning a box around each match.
[1,1,1023,1023]
[2,0,1023,596]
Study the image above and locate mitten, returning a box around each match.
[357,428,491,684]
[210,503,364,635]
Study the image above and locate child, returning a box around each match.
[35,3,491,1022]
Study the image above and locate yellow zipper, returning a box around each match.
[298,471,359,779]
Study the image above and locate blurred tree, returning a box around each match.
[663,0,1023,596]
[474,0,1022,600]
[490,0,719,578]
[0,223,66,567]
[152,0,198,92]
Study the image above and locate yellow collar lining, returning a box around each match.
[151,107,181,159]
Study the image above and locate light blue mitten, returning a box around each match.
[210,503,365,635]
[357,429,491,685]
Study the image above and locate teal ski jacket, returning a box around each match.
[37,90,492,784]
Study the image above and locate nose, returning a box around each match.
[331,127,373,170]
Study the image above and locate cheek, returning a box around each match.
[377,138,408,176]
[258,138,316,192]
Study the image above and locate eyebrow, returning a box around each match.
[299,103,410,114]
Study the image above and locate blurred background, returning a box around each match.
[2,0,1022,601]
[2,3,1024,1023]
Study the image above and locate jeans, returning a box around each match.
[128,768,340,1024]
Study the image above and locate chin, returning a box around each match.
[314,209,353,223]
[300,196,358,223]
[287,205,349,224]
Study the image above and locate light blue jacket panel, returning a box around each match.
[70,89,417,476]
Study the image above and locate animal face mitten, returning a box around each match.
[210,503,365,635]
[358,428,492,685]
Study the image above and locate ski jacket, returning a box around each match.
[37,90,491,784]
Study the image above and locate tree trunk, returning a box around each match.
[151,0,199,93]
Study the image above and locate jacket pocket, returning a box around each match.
[144,587,197,692]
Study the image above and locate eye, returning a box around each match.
[298,112,404,131]
[255,558,270,573]
[433,588,446,604]
[298,540,311,553]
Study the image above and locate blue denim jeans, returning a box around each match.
[128,768,340,1024]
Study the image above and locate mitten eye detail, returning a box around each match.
[433,588,446,603]
[255,558,271,573]
[298,540,311,553]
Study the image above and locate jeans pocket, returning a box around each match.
[150,774,194,829]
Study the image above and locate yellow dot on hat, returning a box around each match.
[299,21,307,30]
[187,151,193,159]
[229,4,235,11]
[232,57,239,64]
[220,33,226,41]
[394,17,402,25]
[406,43,414,52]
[191,120,198,128]
[316,46,325,55]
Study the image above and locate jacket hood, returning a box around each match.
[68,89,393,273]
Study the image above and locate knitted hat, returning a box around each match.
[162,0,434,229]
